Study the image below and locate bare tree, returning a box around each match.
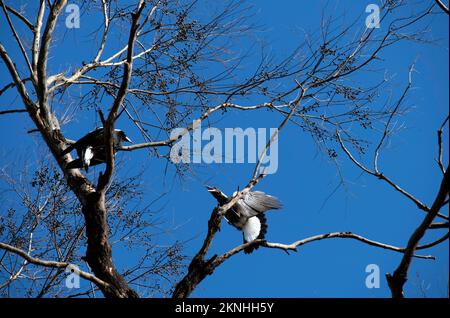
[0,158,184,297]
[0,0,447,298]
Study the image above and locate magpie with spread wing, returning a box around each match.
[61,127,132,172]
[206,186,282,254]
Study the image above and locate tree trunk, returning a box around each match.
[82,191,138,298]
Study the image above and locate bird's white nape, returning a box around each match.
[242,216,261,243]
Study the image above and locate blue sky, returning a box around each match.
[0,0,448,298]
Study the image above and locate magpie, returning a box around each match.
[61,127,132,171]
[206,186,282,254]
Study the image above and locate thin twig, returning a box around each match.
[0,1,33,75]
[120,102,278,151]
[0,109,27,115]
[337,130,449,220]
[374,64,414,173]
[252,85,305,180]
[1,3,34,30]
[437,116,449,174]
[94,0,109,63]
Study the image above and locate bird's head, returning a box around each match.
[205,185,228,204]
[115,129,132,143]
[206,185,219,193]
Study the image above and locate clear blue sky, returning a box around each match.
[0,0,448,297]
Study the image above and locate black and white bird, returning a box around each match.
[61,127,132,171]
[206,186,282,254]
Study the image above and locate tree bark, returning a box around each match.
[82,191,138,297]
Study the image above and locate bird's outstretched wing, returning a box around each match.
[238,191,282,218]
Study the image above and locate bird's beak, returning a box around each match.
[125,136,132,143]
[205,185,215,192]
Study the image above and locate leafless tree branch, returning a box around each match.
[0,109,27,115]
[416,232,449,249]
[386,166,449,298]
[0,44,36,111]
[32,0,45,76]
[36,0,67,123]
[97,0,147,193]
[337,130,448,220]
[1,2,34,30]
[435,0,449,14]
[173,230,437,298]
[428,222,449,229]
[0,241,111,290]
[0,1,33,75]
[437,116,449,174]
[215,232,436,265]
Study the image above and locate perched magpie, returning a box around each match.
[206,186,282,254]
[61,127,132,171]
